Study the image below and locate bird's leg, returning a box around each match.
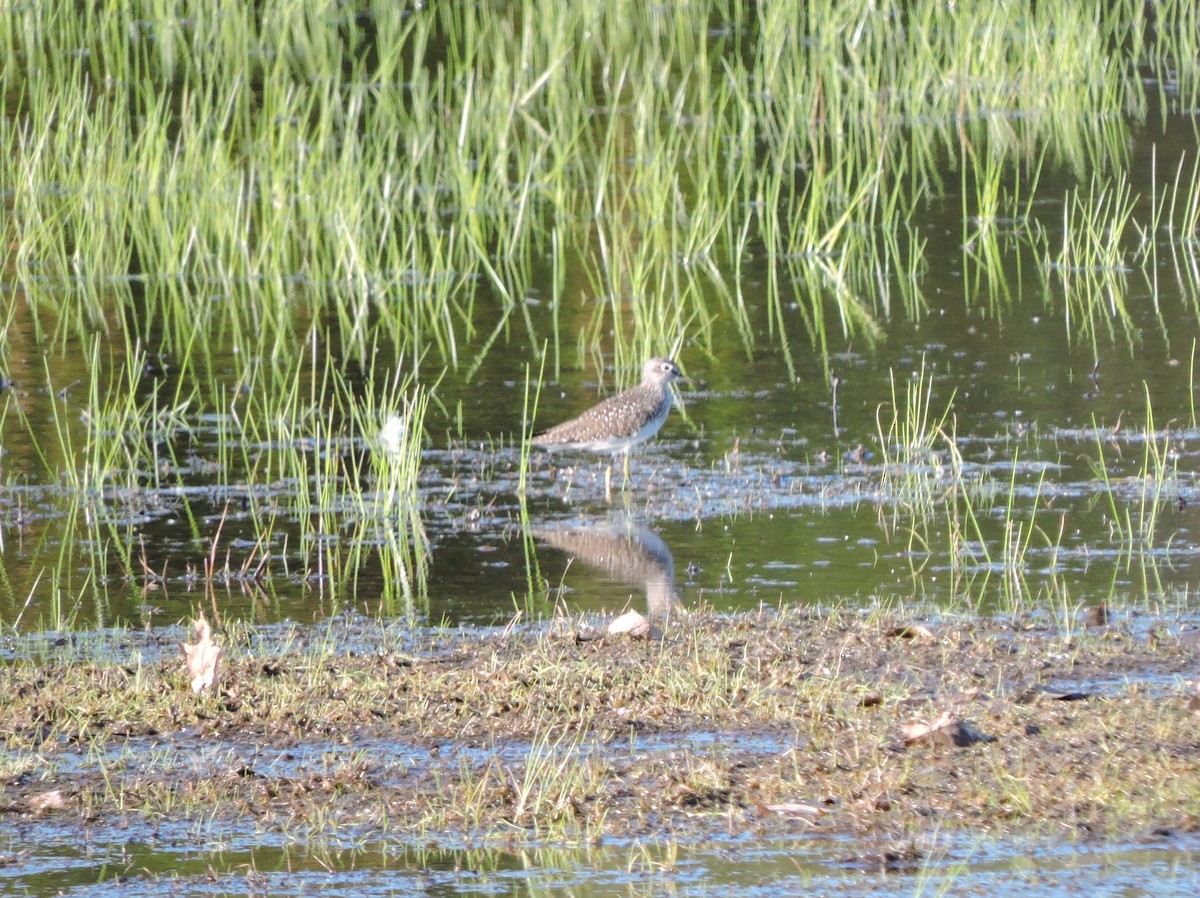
[621,451,632,488]
[604,463,613,503]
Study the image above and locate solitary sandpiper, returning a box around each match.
[532,357,689,456]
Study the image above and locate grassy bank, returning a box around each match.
[3,606,1197,843]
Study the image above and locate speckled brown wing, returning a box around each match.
[532,384,665,447]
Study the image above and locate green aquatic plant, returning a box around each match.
[876,358,959,477]
[4,0,1200,633]
[1049,173,1139,275]
[0,0,1171,374]
[1088,388,1180,586]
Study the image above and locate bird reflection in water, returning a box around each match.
[532,517,679,618]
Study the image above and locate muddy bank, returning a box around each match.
[2,606,1199,846]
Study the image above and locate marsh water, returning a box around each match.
[4,827,1199,897]
[6,107,1200,628]
[6,4,1200,896]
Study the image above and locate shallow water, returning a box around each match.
[7,99,1200,627]
[7,274,1200,630]
[4,823,1198,897]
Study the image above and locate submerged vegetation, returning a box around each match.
[0,1,1199,625]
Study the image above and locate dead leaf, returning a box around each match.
[608,610,660,639]
[28,789,68,812]
[901,711,954,744]
[180,614,222,693]
[901,711,995,747]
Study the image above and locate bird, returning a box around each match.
[531,357,689,456]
